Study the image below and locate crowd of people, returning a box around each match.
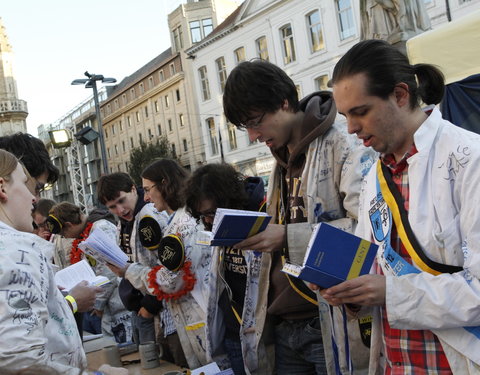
[0,39,479,375]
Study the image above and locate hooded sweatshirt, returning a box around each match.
[268,91,337,319]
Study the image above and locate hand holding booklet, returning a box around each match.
[282,222,378,288]
[78,227,129,269]
[201,208,271,246]
[54,259,110,291]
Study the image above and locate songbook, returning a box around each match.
[209,208,271,246]
[282,222,378,288]
[54,259,110,291]
[78,227,129,269]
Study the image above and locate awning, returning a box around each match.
[407,10,480,84]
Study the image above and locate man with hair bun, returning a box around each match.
[319,39,480,373]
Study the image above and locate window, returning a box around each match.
[256,36,269,61]
[122,141,126,152]
[125,162,129,171]
[148,128,152,139]
[119,120,123,131]
[107,148,111,158]
[139,83,144,94]
[136,111,140,122]
[138,133,143,144]
[130,137,134,148]
[106,104,111,115]
[198,66,211,101]
[157,124,162,135]
[234,47,246,64]
[112,124,116,135]
[148,76,154,89]
[155,100,160,112]
[165,95,170,108]
[159,70,165,82]
[105,129,108,139]
[206,117,218,155]
[130,88,135,99]
[114,99,119,110]
[122,94,127,105]
[190,20,201,43]
[227,123,237,150]
[172,26,184,51]
[280,24,296,64]
[307,10,324,52]
[314,75,329,91]
[168,119,173,132]
[176,89,181,102]
[183,139,188,152]
[114,145,118,155]
[202,18,213,37]
[127,116,132,127]
[171,143,177,157]
[336,0,356,40]
[145,106,148,118]
[179,114,185,127]
[170,63,176,75]
[216,57,228,92]
[190,18,213,43]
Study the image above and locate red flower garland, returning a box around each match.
[147,261,196,302]
[70,222,93,264]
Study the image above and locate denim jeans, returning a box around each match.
[274,316,327,375]
[131,312,156,345]
[223,336,247,375]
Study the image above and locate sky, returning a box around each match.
[1,0,189,135]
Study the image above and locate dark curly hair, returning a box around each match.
[184,163,248,219]
[0,132,59,183]
[141,158,189,211]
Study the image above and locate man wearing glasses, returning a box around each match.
[222,60,376,374]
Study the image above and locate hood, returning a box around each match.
[271,91,337,169]
[244,176,266,211]
[87,208,117,226]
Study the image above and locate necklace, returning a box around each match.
[147,261,196,301]
[70,222,93,264]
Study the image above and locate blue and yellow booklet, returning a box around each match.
[282,222,378,288]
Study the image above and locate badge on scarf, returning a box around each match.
[138,215,163,251]
[358,315,372,348]
[158,234,185,271]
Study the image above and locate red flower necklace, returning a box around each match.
[70,222,93,264]
[147,261,196,301]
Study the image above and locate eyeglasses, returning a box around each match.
[35,181,45,195]
[199,210,217,221]
[143,184,157,194]
[239,112,266,129]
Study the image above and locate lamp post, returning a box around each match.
[71,71,116,175]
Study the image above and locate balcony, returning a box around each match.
[0,99,28,115]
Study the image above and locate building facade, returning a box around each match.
[0,18,27,136]
[185,0,480,180]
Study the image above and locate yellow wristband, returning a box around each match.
[65,295,78,313]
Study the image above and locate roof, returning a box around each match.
[108,47,174,97]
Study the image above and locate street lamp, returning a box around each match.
[71,71,116,174]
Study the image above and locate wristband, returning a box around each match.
[65,295,78,313]
[92,372,105,375]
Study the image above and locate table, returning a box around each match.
[87,346,186,375]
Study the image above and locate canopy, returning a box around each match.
[407,10,480,84]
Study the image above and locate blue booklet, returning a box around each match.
[210,208,271,246]
[282,222,378,288]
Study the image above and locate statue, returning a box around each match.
[361,0,431,44]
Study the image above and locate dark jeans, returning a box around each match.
[83,311,102,334]
[274,316,327,375]
[131,312,156,345]
[223,336,247,375]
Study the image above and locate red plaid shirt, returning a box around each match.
[376,145,452,374]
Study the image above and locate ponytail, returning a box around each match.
[413,64,445,105]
